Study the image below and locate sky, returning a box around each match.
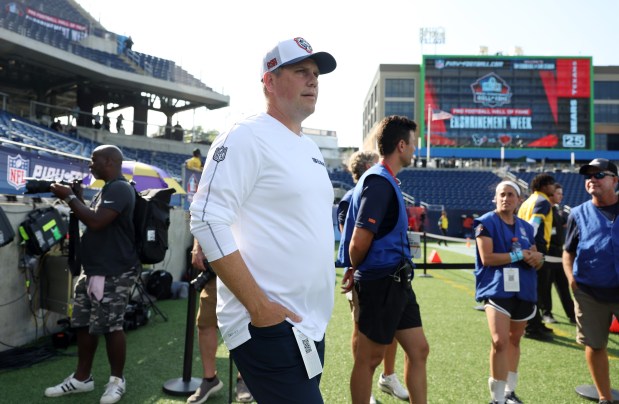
[77,0,619,148]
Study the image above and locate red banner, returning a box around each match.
[25,8,87,32]
[556,59,590,98]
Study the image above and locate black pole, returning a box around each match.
[228,355,234,404]
[162,266,202,396]
[423,230,428,275]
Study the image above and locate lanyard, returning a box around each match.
[380,160,401,186]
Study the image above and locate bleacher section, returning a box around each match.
[330,167,591,211]
[125,51,209,89]
[399,169,501,211]
[0,110,92,156]
[1,10,135,73]
[27,0,90,26]
[0,0,209,88]
[0,110,186,179]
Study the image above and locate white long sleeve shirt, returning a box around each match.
[190,112,335,349]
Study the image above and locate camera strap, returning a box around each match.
[68,212,81,276]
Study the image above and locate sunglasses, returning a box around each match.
[584,172,616,180]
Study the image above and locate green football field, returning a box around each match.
[1,241,617,403]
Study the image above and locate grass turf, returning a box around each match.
[1,241,617,403]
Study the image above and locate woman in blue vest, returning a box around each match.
[474,181,544,404]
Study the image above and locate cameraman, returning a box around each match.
[44,145,139,404]
[187,238,252,404]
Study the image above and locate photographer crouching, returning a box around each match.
[44,145,139,404]
[187,238,253,403]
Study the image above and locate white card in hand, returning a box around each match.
[292,326,323,379]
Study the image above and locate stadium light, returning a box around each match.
[419,27,445,45]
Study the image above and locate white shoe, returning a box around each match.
[100,376,126,404]
[44,373,94,397]
[369,393,377,404]
[542,314,557,324]
[378,373,409,400]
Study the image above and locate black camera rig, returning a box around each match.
[23,178,82,194]
[190,259,217,292]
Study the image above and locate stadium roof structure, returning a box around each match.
[0,1,229,124]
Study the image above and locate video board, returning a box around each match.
[422,55,593,150]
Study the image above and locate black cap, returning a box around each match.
[578,158,618,176]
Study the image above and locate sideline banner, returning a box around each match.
[182,167,202,210]
[0,146,89,195]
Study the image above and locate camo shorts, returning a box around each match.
[71,268,138,335]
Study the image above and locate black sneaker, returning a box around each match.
[524,330,553,341]
[186,377,223,404]
[505,390,524,404]
[598,400,612,404]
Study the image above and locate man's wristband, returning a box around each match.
[509,251,524,263]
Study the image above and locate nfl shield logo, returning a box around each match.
[8,154,29,189]
[213,146,228,163]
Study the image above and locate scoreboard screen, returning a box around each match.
[422,55,593,150]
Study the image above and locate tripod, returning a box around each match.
[131,269,168,322]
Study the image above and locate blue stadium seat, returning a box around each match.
[0,111,189,181]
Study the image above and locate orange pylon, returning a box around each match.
[429,249,442,263]
[466,237,471,248]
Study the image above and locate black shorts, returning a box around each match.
[486,297,536,321]
[355,276,422,344]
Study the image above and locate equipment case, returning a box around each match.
[18,207,67,255]
[0,205,15,247]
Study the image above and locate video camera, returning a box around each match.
[24,178,82,194]
[190,259,217,292]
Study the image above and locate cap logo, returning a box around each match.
[266,58,278,70]
[294,37,313,54]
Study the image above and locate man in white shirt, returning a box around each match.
[190,37,336,403]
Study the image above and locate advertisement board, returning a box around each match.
[0,146,89,195]
[422,55,593,150]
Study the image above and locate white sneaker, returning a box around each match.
[369,393,377,404]
[378,373,409,400]
[44,373,94,397]
[100,376,126,404]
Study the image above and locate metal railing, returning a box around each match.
[8,118,84,155]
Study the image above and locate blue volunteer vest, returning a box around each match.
[474,211,537,302]
[337,164,411,280]
[571,201,619,288]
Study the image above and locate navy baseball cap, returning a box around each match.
[262,37,336,79]
[579,158,618,176]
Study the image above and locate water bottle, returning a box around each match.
[511,237,522,253]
